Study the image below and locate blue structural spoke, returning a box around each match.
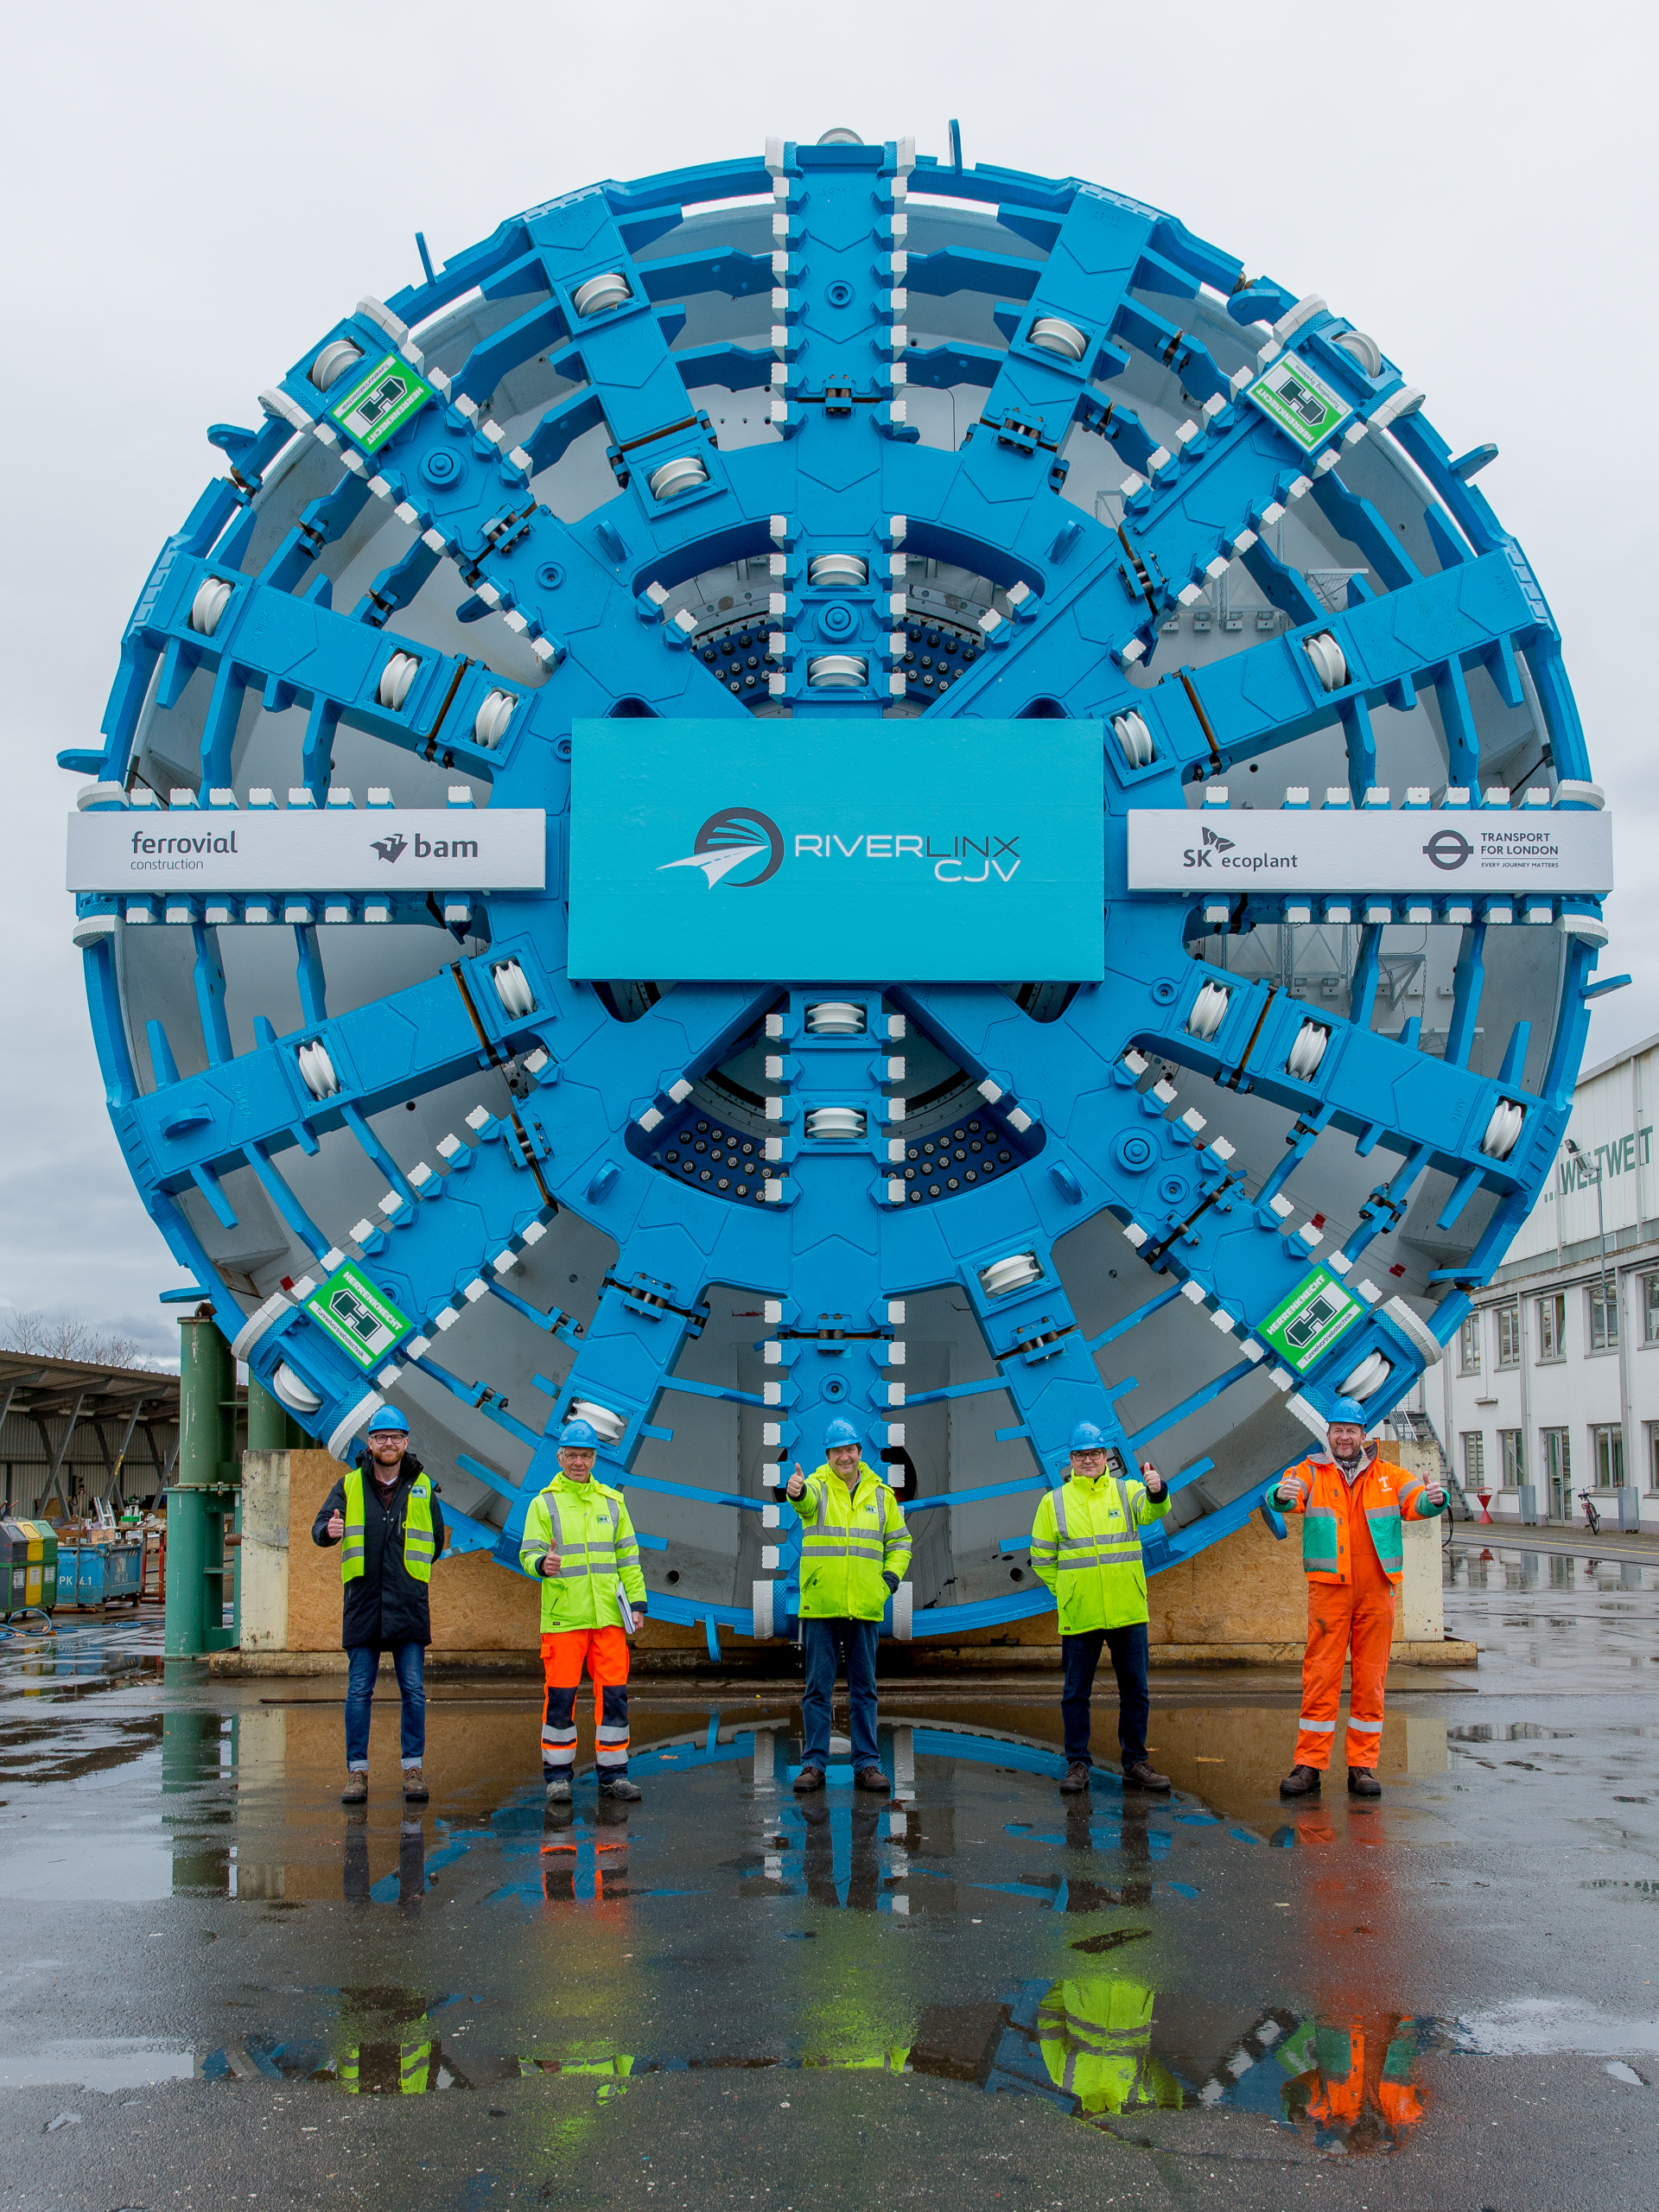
[76,136,1604,1639]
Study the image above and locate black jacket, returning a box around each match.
[311,1451,446,1650]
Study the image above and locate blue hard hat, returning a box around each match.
[1069,1421,1109,1452]
[1328,1398,1368,1427]
[823,1417,862,1452]
[559,1418,601,1449]
[366,1404,410,1434]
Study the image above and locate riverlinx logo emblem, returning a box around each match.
[658,808,785,889]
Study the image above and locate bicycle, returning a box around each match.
[1577,1490,1602,1536]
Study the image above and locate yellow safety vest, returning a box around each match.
[340,1466,435,1585]
[1029,1469,1169,1633]
[793,1464,912,1621]
[1037,1978,1182,2115]
[519,1476,645,1631]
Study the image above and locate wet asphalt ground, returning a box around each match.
[1,1542,1656,2211]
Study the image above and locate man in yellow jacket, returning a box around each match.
[1037,1976,1183,2115]
[1268,1395,1446,1799]
[785,1417,912,1796]
[519,1416,649,1805]
[1029,1422,1172,1796]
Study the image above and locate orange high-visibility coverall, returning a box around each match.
[1271,1452,1442,1770]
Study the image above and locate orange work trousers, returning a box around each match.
[541,1625,631,1777]
[1294,1565,1394,1771]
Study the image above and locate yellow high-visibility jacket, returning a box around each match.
[1029,1468,1170,1633]
[519,1475,645,1632]
[792,1463,912,1621]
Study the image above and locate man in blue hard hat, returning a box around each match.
[1029,1421,1172,1795]
[1268,1396,1446,1798]
[785,1416,912,1795]
[519,1417,649,1806]
[313,1402,445,1806]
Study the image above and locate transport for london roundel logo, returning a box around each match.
[658,807,785,889]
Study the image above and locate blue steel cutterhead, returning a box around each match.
[67,131,1606,1643]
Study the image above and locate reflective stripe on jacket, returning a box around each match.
[1029,1470,1170,1633]
[792,1464,912,1621]
[1270,1452,1444,1585]
[519,1476,645,1631]
[341,1465,435,1585]
[1036,1978,1182,2115]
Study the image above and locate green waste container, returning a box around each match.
[1,1521,59,1618]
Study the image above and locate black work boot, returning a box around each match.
[1347,1766,1382,1798]
[1280,1764,1323,1798]
[1122,1759,1171,1793]
[1058,1761,1092,1795]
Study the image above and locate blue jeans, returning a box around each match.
[800,1618,880,1770]
[1061,1624,1149,1769]
[345,1642,426,1769]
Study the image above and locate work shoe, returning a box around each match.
[402,1766,429,1803]
[599,1775,642,1801]
[1348,1767,1382,1798]
[1122,1760,1172,1793]
[1279,1764,1323,1798]
[1058,1761,1092,1796]
[793,1765,826,1793]
[855,1765,890,1795]
[341,1770,367,1805]
[544,1775,573,1804]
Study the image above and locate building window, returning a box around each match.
[1461,1433,1484,1491]
[1645,1275,1659,1344]
[1646,1423,1659,1495]
[1541,1428,1572,1517]
[1498,1429,1524,1488]
[1588,1280,1619,1352]
[1459,1315,1481,1374]
[1495,1304,1522,1368]
[1592,1423,1624,1490]
[1536,1293,1566,1362]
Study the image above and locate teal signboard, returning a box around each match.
[568,719,1105,982]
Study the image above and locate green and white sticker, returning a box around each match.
[1256,1265,1365,1375]
[328,351,434,455]
[303,1260,413,1370]
[1246,352,1353,454]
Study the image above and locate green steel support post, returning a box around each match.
[166,1311,241,1656]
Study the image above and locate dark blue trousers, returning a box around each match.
[800,1618,880,1770]
[1061,1624,1150,1769]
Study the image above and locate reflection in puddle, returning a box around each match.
[0,2040,193,2090]
[511,1976,1435,2152]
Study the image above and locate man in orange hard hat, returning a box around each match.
[1269,1397,1445,1799]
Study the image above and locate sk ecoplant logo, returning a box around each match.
[658,807,1026,889]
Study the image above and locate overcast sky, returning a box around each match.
[3,0,1652,1359]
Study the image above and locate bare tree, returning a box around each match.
[0,1309,156,1370]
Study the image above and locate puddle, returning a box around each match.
[0,2040,194,2090]
[1452,1999,1659,2058]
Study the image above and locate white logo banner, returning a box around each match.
[67,809,547,893]
[1126,808,1612,895]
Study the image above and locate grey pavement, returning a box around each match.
[0,1548,1655,2210]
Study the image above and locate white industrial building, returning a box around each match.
[1432,1029,1659,1532]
